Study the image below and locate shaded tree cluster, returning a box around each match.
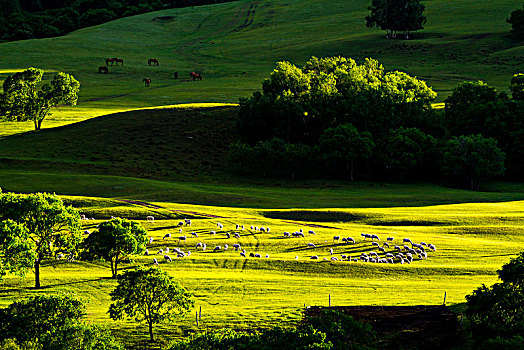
[230,56,521,190]
[366,0,426,39]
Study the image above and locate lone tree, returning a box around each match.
[510,73,524,100]
[442,134,505,191]
[82,217,147,278]
[507,4,524,40]
[0,192,81,288]
[109,267,194,342]
[0,67,80,130]
[366,0,426,39]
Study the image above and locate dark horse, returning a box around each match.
[190,72,202,81]
[114,58,124,65]
[148,58,159,66]
[143,78,151,87]
[98,66,108,74]
[174,72,178,79]
[105,58,115,65]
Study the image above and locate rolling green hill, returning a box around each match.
[0,0,522,136]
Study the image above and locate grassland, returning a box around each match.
[0,196,522,348]
[0,0,522,136]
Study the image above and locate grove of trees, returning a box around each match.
[230,56,522,190]
[507,4,524,40]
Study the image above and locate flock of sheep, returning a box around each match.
[143,216,437,265]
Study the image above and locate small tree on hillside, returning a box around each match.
[366,0,426,39]
[109,267,195,342]
[0,192,82,288]
[82,217,147,278]
[442,134,505,190]
[507,4,524,40]
[0,67,80,130]
[319,124,374,181]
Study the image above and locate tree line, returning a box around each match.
[0,0,240,41]
[229,57,523,190]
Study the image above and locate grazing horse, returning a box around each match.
[105,58,115,65]
[174,71,178,79]
[114,58,124,65]
[148,58,159,66]
[143,78,151,87]
[98,66,108,74]
[190,72,202,81]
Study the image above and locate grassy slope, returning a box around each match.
[0,197,522,348]
[0,0,522,136]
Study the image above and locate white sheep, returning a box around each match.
[387,237,394,242]
[153,258,158,265]
[163,233,171,240]
[265,254,269,258]
[307,243,316,248]
[331,257,338,261]
[333,236,340,242]
[308,230,315,235]
[234,232,241,238]
[210,231,216,236]
[428,244,436,251]
[149,237,154,244]
[224,244,228,251]
[283,232,290,237]
[310,255,319,260]
[164,255,172,262]
[83,230,91,235]
[240,252,246,257]
[347,237,355,243]
[214,246,221,252]
[196,242,202,249]
[144,249,149,256]
[372,242,379,247]
[185,219,191,226]
[329,248,333,255]
[254,253,261,258]
[191,232,198,237]
[179,236,186,242]
[146,216,155,222]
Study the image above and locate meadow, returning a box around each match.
[1,196,523,348]
[0,0,523,348]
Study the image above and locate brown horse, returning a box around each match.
[98,66,109,74]
[190,72,202,81]
[143,78,151,87]
[148,58,159,66]
[174,71,178,79]
[105,58,115,65]
[114,58,124,65]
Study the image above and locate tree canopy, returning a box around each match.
[507,4,524,40]
[0,67,80,130]
[366,0,426,38]
[109,267,195,342]
[442,134,505,190]
[0,219,36,280]
[82,217,148,278]
[0,192,82,288]
[0,294,123,350]
[465,252,524,347]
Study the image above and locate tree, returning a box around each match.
[444,81,500,136]
[0,192,81,288]
[381,127,436,181]
[0,67,80,130]
[0,294,123,350]
[82,217,147,278]
[0,219,36,280]
[319,123,374,181]
[109,267,195,342]
[465,252,524,346]
[442,134,505,190]
[366,0,426,39]
[510,73,524,100]
[507,4,524,40]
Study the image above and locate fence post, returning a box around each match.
[443,291,447,305]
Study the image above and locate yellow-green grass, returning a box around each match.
[1,197,522,348]
[0,0,522,138]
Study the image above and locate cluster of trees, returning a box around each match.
[465,251,524,348]
[0,0,239,41]
[229,56,523,190]
[366,0,426,39]
[0,67,80,130]
[0,191,194,343]
[169,309,376,350]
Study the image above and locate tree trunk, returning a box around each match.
[148,320,154,342]
[349,159,354,182]
[34,258,41,289]
[114,259,118,278]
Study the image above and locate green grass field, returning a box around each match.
[0,1,523,348]
[1,197,522,348]
[0,0,522,136]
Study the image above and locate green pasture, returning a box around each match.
[1,197,522,348]
[0,0,522,137]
